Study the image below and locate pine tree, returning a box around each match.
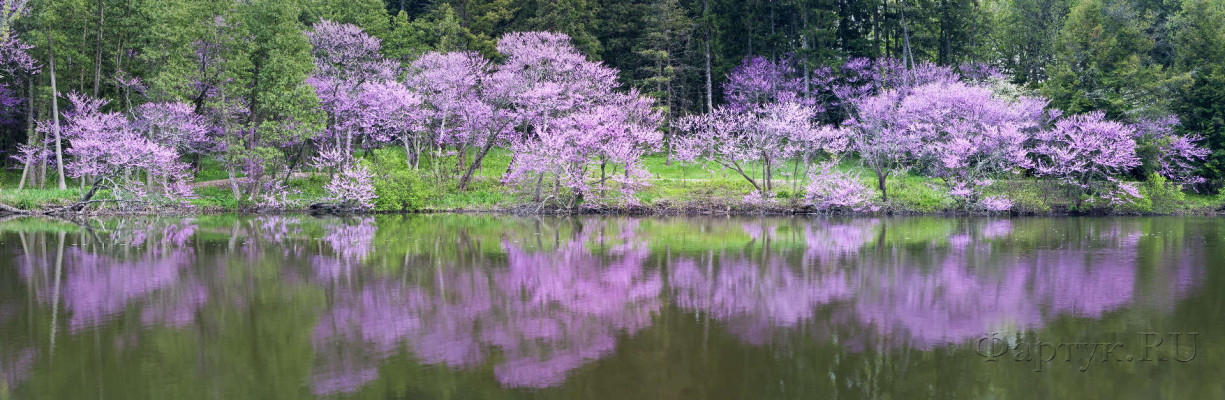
[635,0,692,160]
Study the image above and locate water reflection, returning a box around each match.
[312,219,660,392]
[0,215,1216,399]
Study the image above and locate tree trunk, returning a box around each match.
[227,166,241,200]
[703,0,714,113]
[458,135,498,191]
[18,77,36,190]
[877,171,889,202]
[801,5,810,100]
[48,30,67,190]
[92,0,104,98]
[900,0,914,69]
[403,135,415,168]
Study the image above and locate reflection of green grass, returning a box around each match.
[0,216,82,233]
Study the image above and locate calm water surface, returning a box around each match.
[0,215,1222,399]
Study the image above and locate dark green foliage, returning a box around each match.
[1042,0,1186,119]
[1171,0,1225,187]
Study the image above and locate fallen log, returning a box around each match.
[307,201,368,215]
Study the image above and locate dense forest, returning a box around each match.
[0,0,1223,213]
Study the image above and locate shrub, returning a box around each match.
[1110,183,1152,214]
[372,167,430,212]
[366,149,431,212]
[1144,173,1186,214]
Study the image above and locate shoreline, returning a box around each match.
[4,201,1221,219]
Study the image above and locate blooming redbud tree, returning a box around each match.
[676,98,842,199]
[676,56,843,200]
[1031,111,1143,208]
[351,79,425,154]
[723,56,808,112]
[0,0,36,83]
[55,94,194,204]
[1132,115,1209,188]
[324,161,377,210]
[132,102,216,161]
[804,161,877,212]
[407,50,518,188]
[506,92,662,206]
[306,20,400,154]
[843,90,917,202]
[899,81,1048,209]
[495,32,662,207]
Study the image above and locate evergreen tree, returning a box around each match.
[1171,0,1225,186]
[516,0,603,57]
[1043,0,1186,119]
[635,0,692,159]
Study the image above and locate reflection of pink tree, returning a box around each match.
[311,282,427,396]
[849,221,1143,348]
[671,256,852,345]
[487,235,659,388]
[803,219,880,264]
[141,279,209,328]
[16,220,203,333]
[20,249,190,332]
[0,348,36,392]
[854,255,1043,349]
[310,220,661,392]
[674,219,1201,352]
[312,218,377,282]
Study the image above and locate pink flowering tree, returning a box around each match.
[843,90,917,202]
[496,32,663,207]
[0,0,36,84]
[804,161,877,212]
[1132,115,1209,188]
[676,55,845,200]
[407,51,518,189]
[723,56,808,112]
[322,161,377,210]
[306,20,401,155]
[54,93,194,205]
[132,102,216,165]
[899,81,1048,209]
[676,99,842,199]
[3,0,39,187]
[351,79,426,154]
[1031,111,1143,208]
[506,92,662,206]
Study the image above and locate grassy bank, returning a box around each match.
[2,148,1223,215]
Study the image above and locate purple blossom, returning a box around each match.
[804,161,877,212]
[1132,115,1209,187]
[496,32,661,206]
[1031,111,1143,207]
[723,56,806,112]
[54,93,195,203]
[324,162,377,209]
[133,102,217,156]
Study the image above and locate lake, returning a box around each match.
[0,215,1221,399]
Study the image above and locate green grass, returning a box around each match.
[0,188,81,209]
[4,148,1222,215]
